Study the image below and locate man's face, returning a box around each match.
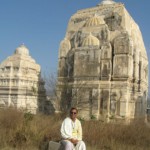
[70,109,77,120]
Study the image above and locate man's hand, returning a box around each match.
[70,138,78,144]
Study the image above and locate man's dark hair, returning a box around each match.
[70,107,78,113]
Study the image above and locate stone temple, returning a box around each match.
[57,0,149,120]
[0,45,46,114]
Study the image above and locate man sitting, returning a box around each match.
[60,107,86,150]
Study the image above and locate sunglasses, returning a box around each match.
[70,112,77,114]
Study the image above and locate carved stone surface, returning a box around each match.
[0,45,46,114]
[113,55,133,78]
[57,0,148,121]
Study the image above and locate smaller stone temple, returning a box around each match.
[0,45,46,114]
[57,0,149,121]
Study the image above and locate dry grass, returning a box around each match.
[82,120,150,150]
[0,108,64,150]
[0,108,150,150]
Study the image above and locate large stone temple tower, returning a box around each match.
[57,0,148,120]
[0,45,46,114]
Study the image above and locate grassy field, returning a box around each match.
[0,108,150,150]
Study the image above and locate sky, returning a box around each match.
[0,0,150,76]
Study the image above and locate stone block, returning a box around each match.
[113,55,133,78]
[48,141,61,150]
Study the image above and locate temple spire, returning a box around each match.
[99,0,116,5]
